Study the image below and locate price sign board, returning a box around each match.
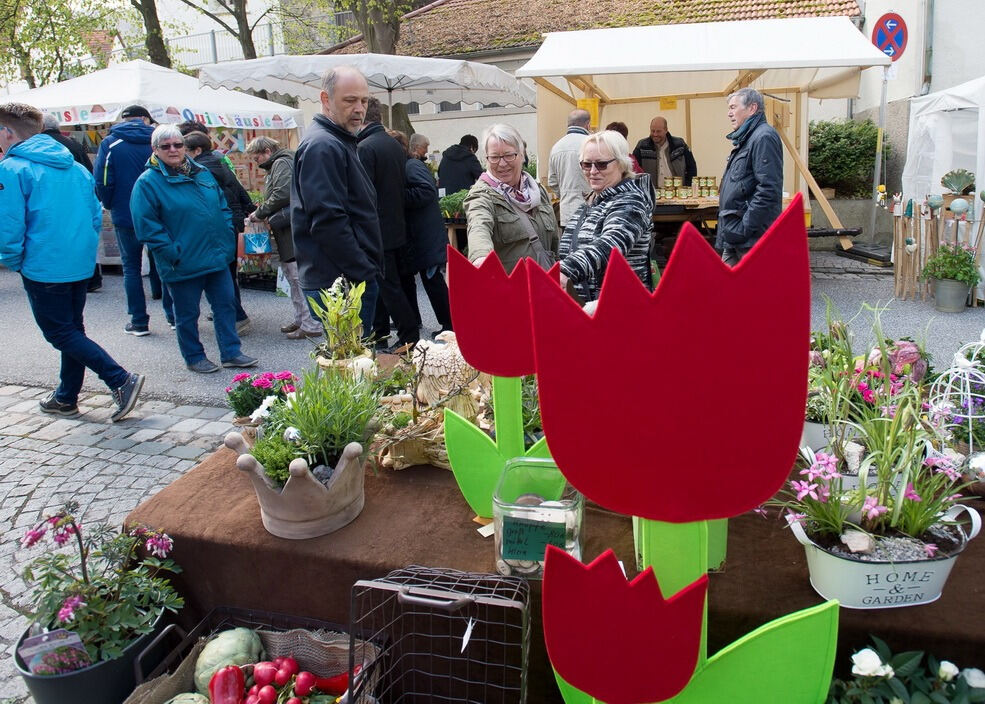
[872,12,907,62]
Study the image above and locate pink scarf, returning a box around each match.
[480,171,541,213]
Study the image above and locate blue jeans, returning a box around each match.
[168,269,241,365]
[22,276,129,404]
[115,226,172,327]
[304,278,379,344]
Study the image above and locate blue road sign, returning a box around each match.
[872,12,907,62]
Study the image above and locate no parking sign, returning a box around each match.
[872,12,907,61]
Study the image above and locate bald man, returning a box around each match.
[548,109,592,227]
[632,116,697,188]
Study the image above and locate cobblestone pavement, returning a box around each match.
[0,385,235,703]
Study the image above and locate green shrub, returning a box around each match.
[808,119,884,198]
[250,431,298,486]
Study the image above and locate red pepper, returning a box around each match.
[274,656,299,687]
[253,661,278,688]
[313,664,362,696]
[209,665,246,704]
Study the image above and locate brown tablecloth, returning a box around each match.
[127,448,985,700]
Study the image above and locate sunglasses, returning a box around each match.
[158,142,185,151]
[580,159,616,172]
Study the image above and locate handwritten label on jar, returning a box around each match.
[501,516,566,561]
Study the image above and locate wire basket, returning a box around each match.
[348,566,530,704]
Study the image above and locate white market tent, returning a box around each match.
[12,60,301,129]
[198,53,537,108]
[902,75,985,222]
[515,16,891,231]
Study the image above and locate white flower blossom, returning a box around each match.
[939,661,959,682]
[961,668,985,689]
[249,395,279,423]
[283,426,301,443]
[851,648,894,678]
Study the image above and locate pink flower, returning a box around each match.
[808,350,825,367]
[52,523,76,545]
[862,389,876,404]
[231,372,252,383]
[21,526,46,548]
[225,386,233,393]
[816,484,831,503]
[862,496,888,520]
[260,372,276,380]
[251,378,273,389]
[904,483,922,502]
[57,595,85,623]
[923,543,938,558]
[786,511,807,526]
[791,480,819,501]
[753,505,768,517]
[282,384,295,393]
[813,452,841,480]
[274,371,294,380]
[145,533,173,558]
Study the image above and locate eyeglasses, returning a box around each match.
[580,159,616,172]
[158,142,185,151]
[487,152,518,164]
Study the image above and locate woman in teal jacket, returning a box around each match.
[130,124,257,374]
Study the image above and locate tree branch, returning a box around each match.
[173,0,238,36]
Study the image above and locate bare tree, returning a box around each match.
[175,0,272,60]
[128,0,172,67]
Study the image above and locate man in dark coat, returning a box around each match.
[41,113,102,291]
[358,97,419,350]
[632,116,697,188]
[716,87,783,267]
[437,134,482,195]
[291,65,383,339]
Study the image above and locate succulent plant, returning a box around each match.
[941,168,975,194]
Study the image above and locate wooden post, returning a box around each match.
[685,99,692,146]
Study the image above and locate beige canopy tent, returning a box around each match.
[515,16,891,241]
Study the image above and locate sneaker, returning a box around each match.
[285,328,322,339]
[167,320,176,330]
[124,323,150,337]
[236,318,251,335]
[222,354,259,369]
[280,322,300,334]
[187,358,220,374]
[39,394,79,417]
[110,373,144,422]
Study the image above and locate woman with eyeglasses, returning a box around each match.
[130,124,258,374]
[463,123,558,274]
[558,130,655,303]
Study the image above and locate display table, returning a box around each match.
[128,448,985,700]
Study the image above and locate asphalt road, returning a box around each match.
[1,257,983,406]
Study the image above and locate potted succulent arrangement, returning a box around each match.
[922,242,981,312]
[15,502,183,704]
[308,277,375,377]
[225,370,297,424]
[225,363,381,539]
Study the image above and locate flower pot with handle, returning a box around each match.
[933,278,970,313]
[788,505,981,609]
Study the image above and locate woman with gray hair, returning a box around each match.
[558,130,655,302]
[130,124,257,373]
[463,123,558,273]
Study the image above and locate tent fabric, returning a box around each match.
[197,53,536,107]
[515,16,890,100]
[902,75,985,221]
[11,60,301,129]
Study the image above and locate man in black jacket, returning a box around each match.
[291,65,383,339]
[358,97,419,351]
[437,134,482,195]
[716,87,783,267]
[632,116,697,188]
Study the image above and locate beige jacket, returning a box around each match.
[464,178,559,274]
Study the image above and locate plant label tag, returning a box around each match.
[501,515,566,561]
[17,628,91,675]
[477,522,495,538]
[461,617,475,653]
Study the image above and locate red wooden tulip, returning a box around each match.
[447,246,559,377]
[527,196,811,521]
[543,546,708,704]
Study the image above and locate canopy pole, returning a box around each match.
[685,99,692,145]
[868,66,889,243]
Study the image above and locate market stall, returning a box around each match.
[515,16,891,243]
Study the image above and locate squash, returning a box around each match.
[164,695,209,704]
[193,627,264,694]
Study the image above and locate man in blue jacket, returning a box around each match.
[291,65,383,340]
[716,88,783,267]
[93,104,171,335]
[0,103,144,422]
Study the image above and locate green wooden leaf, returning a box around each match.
[445,408,506,518]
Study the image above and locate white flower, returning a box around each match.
[851,648,894,678]
[283,426,301,443]
[939,661,959,681]
[249,395,279,422]
[961,667,985,688]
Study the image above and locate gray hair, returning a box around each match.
[321,65,365,98]
[729,87,764,114]
[245,136,280,154]
[480,123,525,160]
[151,124,184,149]
[568,109,591,128]
[408,133,428,152]
[42,113,61,131]
[579,130,634,180]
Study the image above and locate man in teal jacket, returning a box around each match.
[0,103,144,421]
[130,124,257,374]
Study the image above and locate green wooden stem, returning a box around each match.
[492,375,524,457]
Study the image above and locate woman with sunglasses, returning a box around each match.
[130,124,257,374]
[464,123,558,274]
[558,130,655,303]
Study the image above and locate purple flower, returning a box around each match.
[145,533,173,558]
[57,595,85,622]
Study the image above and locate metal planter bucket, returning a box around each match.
[788,505,981,609]
[933,278,970,313]
[801,421,830,451]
